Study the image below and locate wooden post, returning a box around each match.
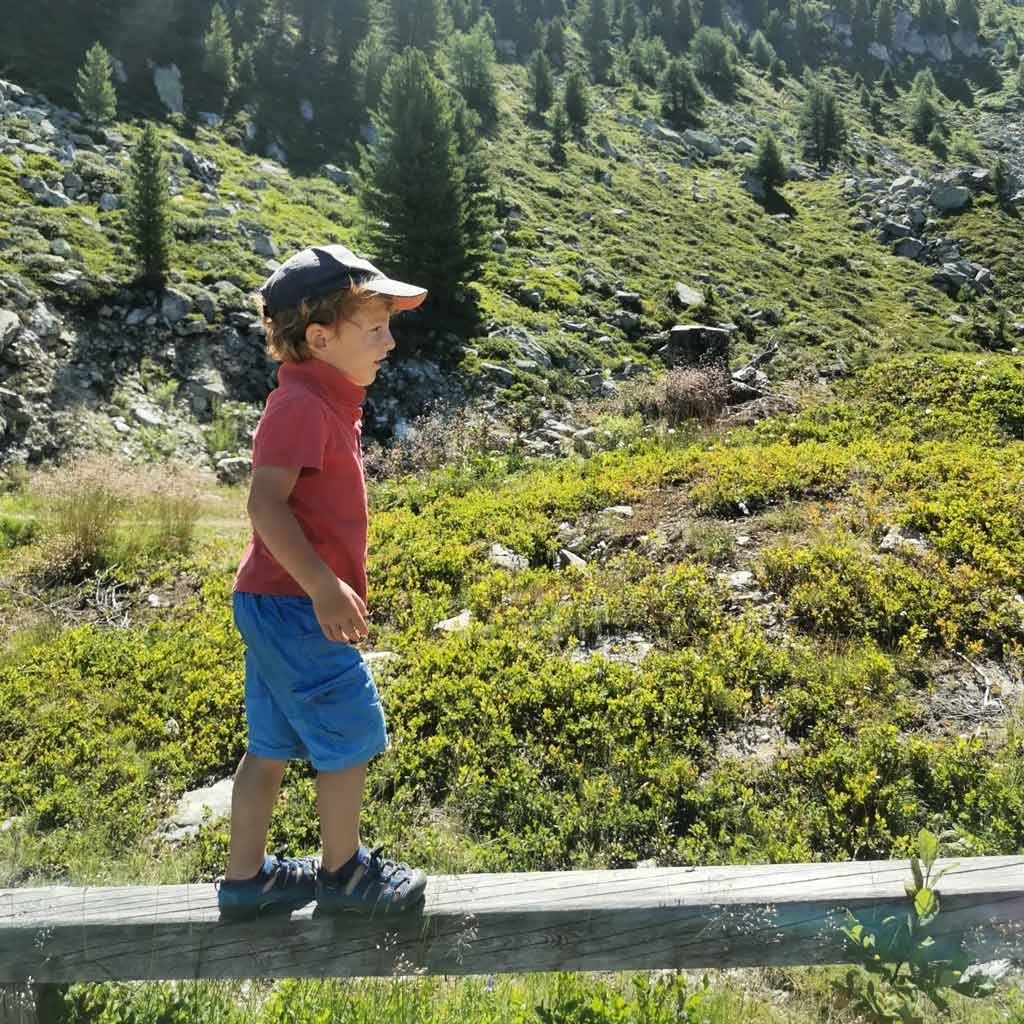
[0,857,1021,983]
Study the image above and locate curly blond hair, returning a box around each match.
[256,282,396,363]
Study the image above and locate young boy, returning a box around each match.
[216,244,428,918]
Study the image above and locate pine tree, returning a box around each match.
[875,0,894,42]
[447,25,499,126]
[910,88,940,142]
[203,3,236,100]
[545,16,567,67]
[564,67,590,129]
[550,101,570,164]
[860,84,871,107]
[917,0,945,34]
[799,76,848,169]
[689,26,738,97]
[755,129,787,186]
[529,49,555,114]
[389,0,450,54]
[927,124,947,158]
[750,30,776,68]
[75,42,117,124]
[770,55,786,83]
[993,157,1008,203]
[677,0,697,47]
[851,0,872,54]
[700,0,723,28]
[659,57,705,126]
[951,0,978,34]
[581,0,615,82]
[621,0,640,45]
[880,65,896,94]
[126,122,171,289]
[356,49,486,316]
[353,28,393,115]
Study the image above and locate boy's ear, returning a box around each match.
[305,321,329,352]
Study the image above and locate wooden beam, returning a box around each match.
[0,857,1021,983]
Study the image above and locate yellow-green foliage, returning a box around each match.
[2,354,1024,885]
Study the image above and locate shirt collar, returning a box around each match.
[277,357,367,411]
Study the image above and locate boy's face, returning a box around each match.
[306,297,395,387]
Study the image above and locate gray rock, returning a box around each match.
[662,324,732,368]
[160,287,193,323]
[558,548,588,570]
[153,63,184,115]
[265,141,288,165]
[481,362,517,387]
[0,309,20,353]
[683,129,722,156]
[732,136,756,154]
[252,234,278,258]
[488,543,528,571]
[99,192,119,211]
[434,609,472,633]
[595,132,622,160]
[62,170,83,198]
[159,777,234,843]
[879,524,929,555]
[674,282,705,307]
[49,239,72,258]
[931,184,971,212]
[879,218,911,239]
[491,233,508,253]
[601,505,634,518]
[299,98,314,122]
[215,456,252,485]
[894,237,925,260]
[132,406,163,427]
[322,164,351,186]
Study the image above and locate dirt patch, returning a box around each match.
[915,655,1023,737]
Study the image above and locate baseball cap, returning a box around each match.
[259,244,428,316]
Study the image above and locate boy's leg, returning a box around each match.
[226,752,287,880]
[317,760,367,873]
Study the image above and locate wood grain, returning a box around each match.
[0,857,1021,982]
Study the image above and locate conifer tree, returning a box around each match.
[1017,60,1024,94]
[75,42,117,124]
[389,0,450,54]
[564,67,590,129]
[529,49,555,114]
[799,75,848,169]
[581,0,615,82]
[950,0,978,34]
[875,0,894,42]
[917,0,945,34]
[621,0,640,45]
[203,3,236,100]
[447,25,499,126]
[755,129,787,186]
[750,29,775,67]
[689,26,738,96]
[126,122,171,289]
[550,101,570,164]
[545,16,567,67]
[880,64,896,94]
[851,0,872,54]
[356,49,487,315]
[700,0,723,28]
[993,157,1008,203]
[659,57,704,126]
[770,54,786,83]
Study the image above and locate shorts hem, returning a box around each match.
[311,739,388,774]
[247,744,306,762]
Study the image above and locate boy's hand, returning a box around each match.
[310,576,369,643]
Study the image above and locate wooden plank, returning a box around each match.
[0,857,1021,982]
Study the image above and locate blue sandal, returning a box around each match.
[315,845,427,914]
[217,854,318,920]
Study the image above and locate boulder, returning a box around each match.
[683,129,722,156]
[251,234,278,258]
[215,456,251,485]
[434,609,472,633]
[740,168,767,200]
[99,192,119,211]
[930,184,971,212]
[661,324,732,368]
[159,777,234,843]
[488,543,528,571]
[0,309,21,354]
[893,237,925,260]
[161,288,193,323]
[673,282,705,308]
[732,136,756,154]
[322,164,351,186]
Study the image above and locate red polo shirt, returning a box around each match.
[234,357,369,601]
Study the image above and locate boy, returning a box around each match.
[216,244,428,918]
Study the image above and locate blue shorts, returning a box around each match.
[232,591,388,772]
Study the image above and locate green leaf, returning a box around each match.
[918,829,938,871]
[914,886,938,920]
[909,855,924,893]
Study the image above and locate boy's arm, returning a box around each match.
[247,466,367,641]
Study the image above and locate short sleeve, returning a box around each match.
[252,392,328,471]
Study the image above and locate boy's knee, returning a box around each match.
[239,752,287,781]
